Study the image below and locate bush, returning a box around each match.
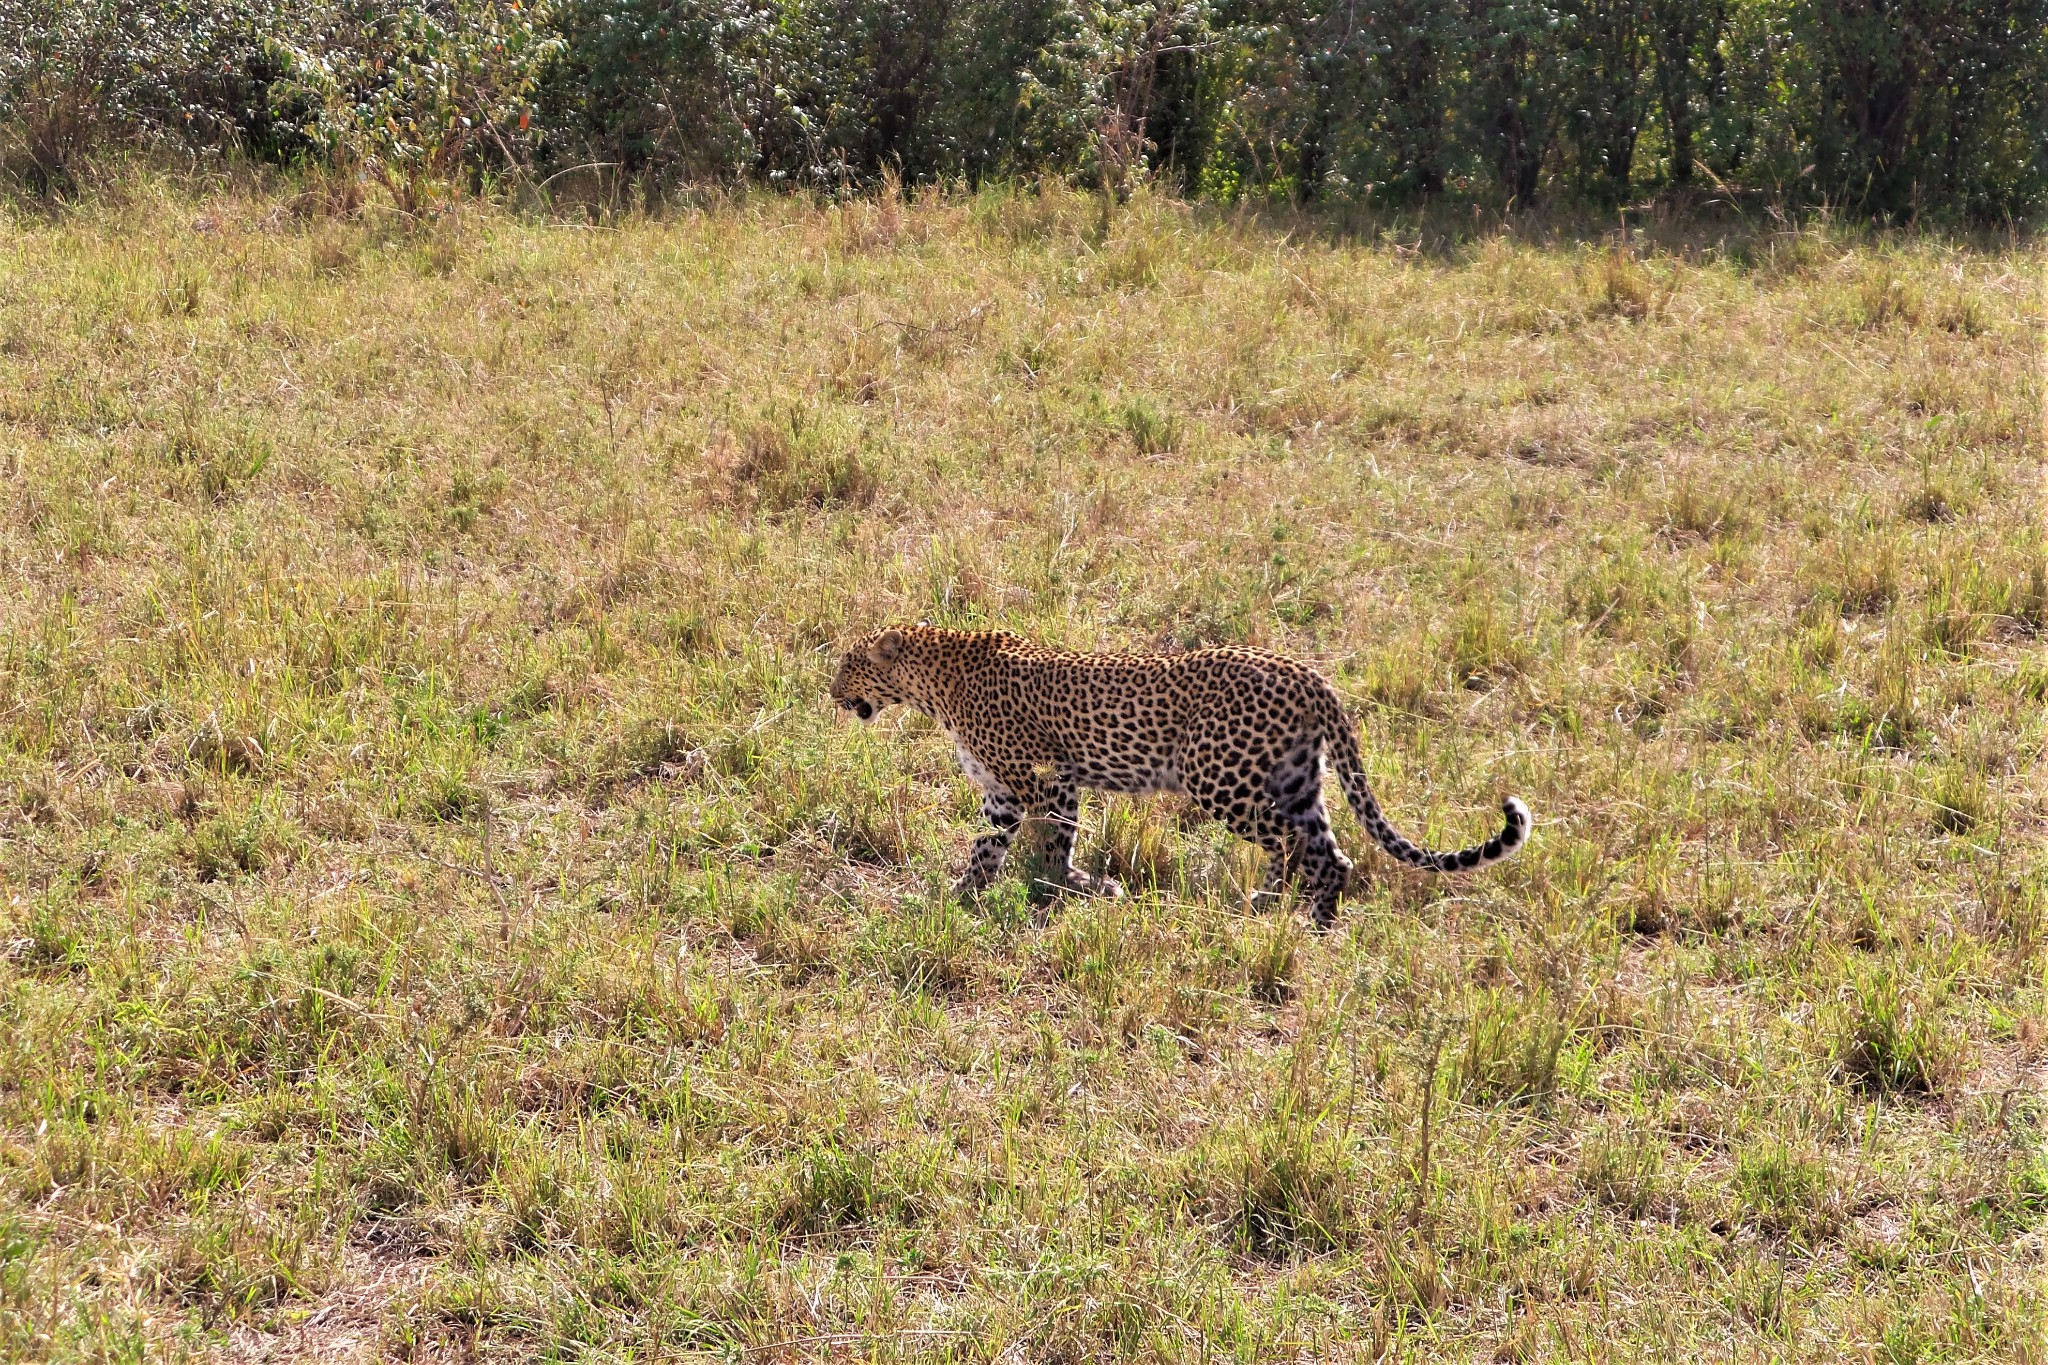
[1833,968,1965,1095]
[266,0,561,213]
[2,0,2042,217]
[0,0,299,192]
[1193,1113,1354,1258]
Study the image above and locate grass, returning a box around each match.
[0,172,2043,1361]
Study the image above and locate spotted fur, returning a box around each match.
[830,626,1531,927]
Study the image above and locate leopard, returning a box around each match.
[830,625,1530,926]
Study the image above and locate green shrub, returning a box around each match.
[1459,988,1572,1106]
[1193,1115,1354,1258]
[266,0,561,212]
[0,0,298,192]
[1833,969,1964,1096]
[1578,1123,1678,1220]
[3,0,2042,217]
[777,1132,935,1232]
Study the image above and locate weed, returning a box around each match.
[1194,1114,1354,1258]
[1447,598,1528,687]
[1565,538,1682,632]
[2007,557,2048,635]
[192,806,294,881]
[153,1201,332,1313]
[1849,272,1921,329]
[720,408,882,513]
[1588,249,1657,319]
[1735,1141,1838,1239]
[1121,397,1183,456]
[163,422,273,504]
[778,1132,933,1232]
[1245,918,1299,1004]
[1049,903,1132,1018]
[1818,536,1901,616]
[448,463,507,531]
[859,897,979,995]
[19,892,87,974]
[1901,479,1956,525]
[1459,990,1571,1106]
[1833,969,1964,1096]
[1578,1123,1678,1220]
[1933,291,1985,336]
[187,721,266,776]
[417,768,485,822]
[1360,644,1438,716]
[1927,767,1987,836]
[1099,799,1177,892]
[1666,477,1749,541]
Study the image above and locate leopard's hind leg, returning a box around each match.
[1264,737,1353,928]
[1183,737,1327,915]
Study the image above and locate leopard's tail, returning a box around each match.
[1320,697,1531,873]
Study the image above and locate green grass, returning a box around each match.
[0,174,2044,1361]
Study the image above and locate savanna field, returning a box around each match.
[0,179,2043,1362]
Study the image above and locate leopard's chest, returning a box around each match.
[952,740,1003,793]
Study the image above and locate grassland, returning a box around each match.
[0,176,2042,1362]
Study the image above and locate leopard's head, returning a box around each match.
[830,628,910,722]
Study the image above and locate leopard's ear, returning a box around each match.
[869,628,906,665]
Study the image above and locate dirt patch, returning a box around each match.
[225,1242,437,1364]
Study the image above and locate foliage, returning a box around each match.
[0,0,296,191]
[2,0,2044,214]
[266,0,562,212]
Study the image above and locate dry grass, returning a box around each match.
[0,175,2044,1361]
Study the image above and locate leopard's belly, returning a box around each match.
[1071,754,1186,795]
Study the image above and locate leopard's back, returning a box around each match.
[950,641,1334,796]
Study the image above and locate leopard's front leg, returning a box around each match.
[1035,772,1123,899]
[954,786,1026,895]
